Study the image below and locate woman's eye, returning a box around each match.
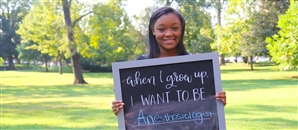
[173,27,178,30]
[158,28,165,31]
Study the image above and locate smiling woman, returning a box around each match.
[112,6,227,118]
[147,6,188,58]
[152,13,182,57]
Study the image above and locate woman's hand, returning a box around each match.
[111,100,125,115]
[216,91,227,106]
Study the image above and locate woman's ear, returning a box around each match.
[152,29,155,35]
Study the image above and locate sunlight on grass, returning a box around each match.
[1,63,297,129]
[1,71,117,129]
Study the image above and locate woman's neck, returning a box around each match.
[158,50,178,58]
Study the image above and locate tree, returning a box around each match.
[0,57,4,65]
[266,0,298,70]
[180,1,214,54]
[15,41,43,67]
[205,0,228,65]
[241,0,289,70]
[211,22,243,57]
[133,6,158,52]
[62,0,93,84]
[17,0,67,73]
[0,0,31,70]
[82,1,145,64]
[222,0,289,70]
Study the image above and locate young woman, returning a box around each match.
[112,6,226,115]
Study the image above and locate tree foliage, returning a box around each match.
[15,41,43,65]
[17,0,67,73]
[180,1,214,54]
[0,57,4,64]
[0,0,31,69]
[82,1,145,64]
[266,0,298,70]
[218,0,289,70]
[17,1,67,58]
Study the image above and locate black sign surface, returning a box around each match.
[112,53,225,130]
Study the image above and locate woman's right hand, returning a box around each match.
[111,100,125,115]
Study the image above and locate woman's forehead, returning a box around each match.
[154,13,181,26]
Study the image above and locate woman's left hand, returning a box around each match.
[216,91,226,106]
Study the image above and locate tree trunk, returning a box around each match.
[250,56,254,71]
[216,0,225,66]
[220,54,225,66]
[58,54,63,75]
[45,55,49,72]
[62,0,87,84]
[71,53,86,84]
[8,55,16,70]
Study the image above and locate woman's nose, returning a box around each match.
[165,30,173,37]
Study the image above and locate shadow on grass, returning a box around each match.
[83,73,113,79]
[226,104,297,129]
[220,68,272,73]
[222,79,296,91]
[3,84,114,97]
[2,105,118,129]
[1,76,25,78]
[8,70,113,79]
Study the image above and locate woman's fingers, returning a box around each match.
[111,100,124,115]
[216,91,227,106]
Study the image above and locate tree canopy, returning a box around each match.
[0,0,31,69]
[266,0,298,70]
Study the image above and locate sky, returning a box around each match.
[123,0,156,17]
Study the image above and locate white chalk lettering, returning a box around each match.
[193,87,206,101]
[164,72,193,89]
[137,110,215,126]
[194,71,208,84]
[159,70,163,83]
[122,71,156,87]
[140,91,170,105]
[130,95,134,106]
[176,90,190,102]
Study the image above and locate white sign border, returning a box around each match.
[112,52,226,130]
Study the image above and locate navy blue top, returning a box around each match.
[135,52,191,60]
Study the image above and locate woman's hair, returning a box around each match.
[147,6,188,58]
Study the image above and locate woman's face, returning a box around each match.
[152,13,182,55]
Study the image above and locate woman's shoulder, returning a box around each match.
[135,54,147,60]
[135,52,191,60]
[186,52,192,55]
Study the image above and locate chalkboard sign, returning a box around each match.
[112,52,226,130]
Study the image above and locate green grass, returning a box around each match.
[220,63,297,130]
[0,63,297,130]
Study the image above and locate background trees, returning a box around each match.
[17,0,66,73]
[215,0,290,70]
[180,1,214,54]
[266,0,298,70]
[1,0,295,83]
[0,0,31,70]
[83,1,144,64]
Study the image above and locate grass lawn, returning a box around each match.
[0,63,297,130]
